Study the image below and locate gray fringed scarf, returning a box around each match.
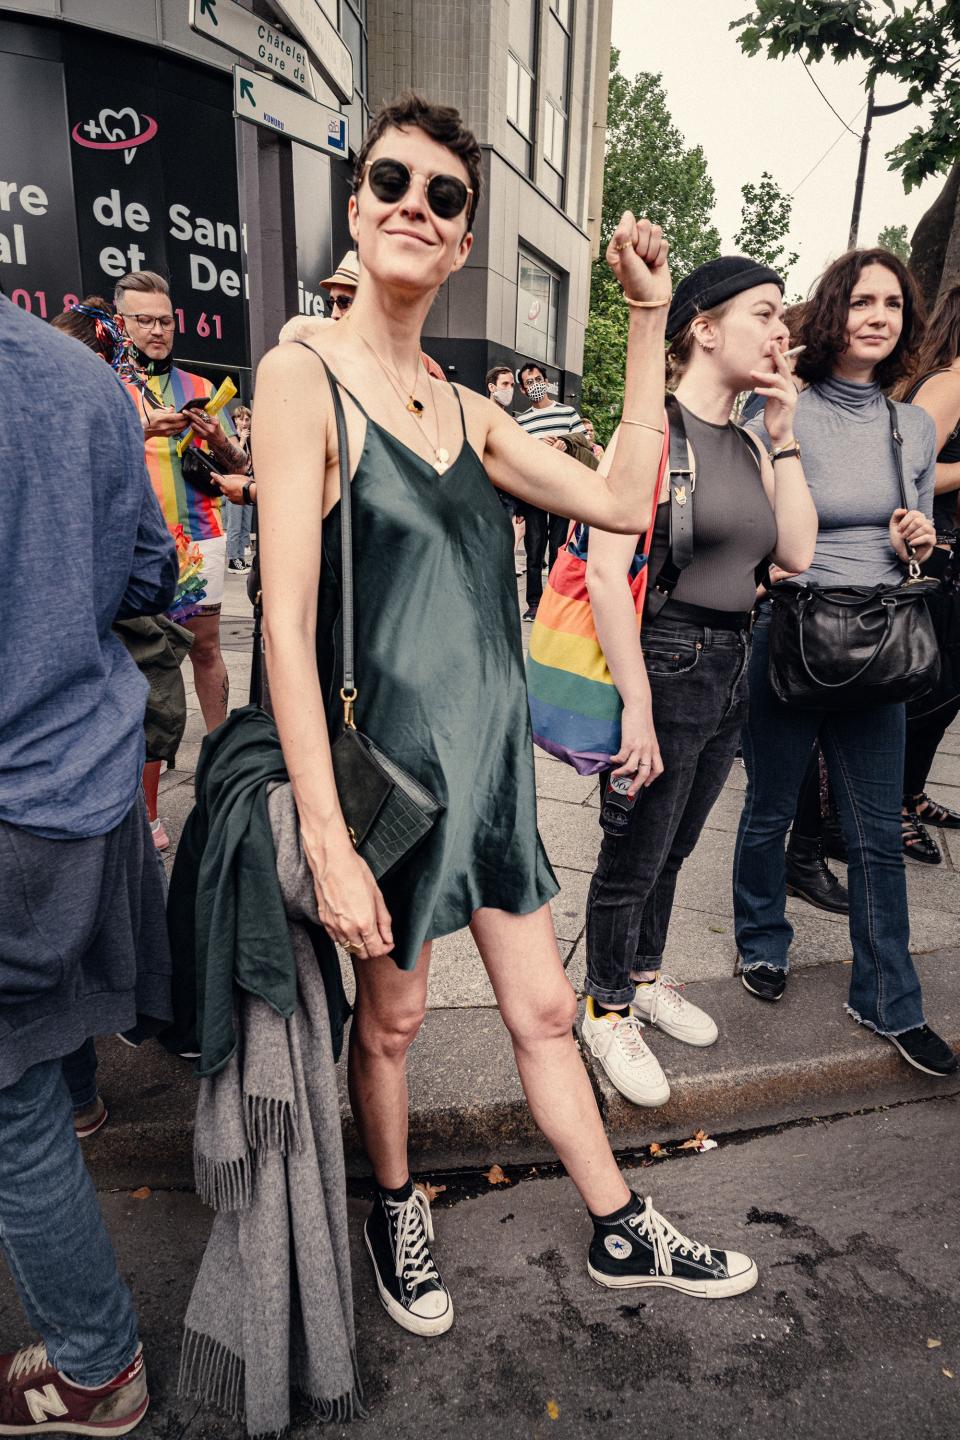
[179,785,362,1435]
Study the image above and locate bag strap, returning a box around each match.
[646,394,695,617]
[287,340,357,724]
[884,396,924,581]
[728,422,773,591]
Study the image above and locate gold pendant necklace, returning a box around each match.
[360,337,450,474]
[359,335,424,418]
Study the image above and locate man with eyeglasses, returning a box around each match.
[114,270,248,733]
[319,250,359,319]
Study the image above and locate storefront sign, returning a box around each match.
[233,65,348,156]
[268,0,353,103]
[188,0,316,97]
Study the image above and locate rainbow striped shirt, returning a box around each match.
[123,367,235,541]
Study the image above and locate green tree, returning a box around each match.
[876,223,911,263]
[581,53,721,442]
[732,2,960,191]
[734,171,800,283]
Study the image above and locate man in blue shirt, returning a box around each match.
[0,295,177,1435]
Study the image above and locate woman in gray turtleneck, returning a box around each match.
[734,248,957,1080]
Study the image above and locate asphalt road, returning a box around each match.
[1,1097,957,1440]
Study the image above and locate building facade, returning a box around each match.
[0,0,611,402]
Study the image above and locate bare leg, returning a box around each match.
[348,943,431,1188]
[141,760,161,822]
[470,904,630,1216]
[182,612,228,731]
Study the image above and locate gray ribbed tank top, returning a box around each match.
[648,401,777,613]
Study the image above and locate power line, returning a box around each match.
[790,101,868,195]
[799,56,861,137]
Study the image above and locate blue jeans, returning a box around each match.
[586,619,750,1006]
[225,499,251,563]
[0,1058,139,1384]
[733,609,924,1035]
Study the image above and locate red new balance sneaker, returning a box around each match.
[0,1341,148,1435]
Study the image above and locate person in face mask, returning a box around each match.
[514,362,592,620]
[486,364,516,410]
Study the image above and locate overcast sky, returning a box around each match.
[612,0,943,295]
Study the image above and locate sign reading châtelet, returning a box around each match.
[268,0,353,104]
[189,0,316,97]
[233,65,348,156]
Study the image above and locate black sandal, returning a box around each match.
[901,811,942,865]
[910,792,960,830]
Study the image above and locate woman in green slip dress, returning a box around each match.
[253,93,759,1339]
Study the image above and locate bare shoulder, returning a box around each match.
[453,381,500,444]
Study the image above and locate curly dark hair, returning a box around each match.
[353,91,482,233]
[894,283,960,400]
[796,248,925,390]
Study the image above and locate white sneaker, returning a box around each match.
[581,998,670,1106]
[631,973,718,1048]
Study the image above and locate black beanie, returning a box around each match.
[666,256,784,341]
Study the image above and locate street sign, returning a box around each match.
[268,0,354,104]
[189,0,316,97]
[233,65,348,157]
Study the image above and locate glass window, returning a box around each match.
[507,52,533,139]
[544,100,566,171]
[508,0,538,68]
[340,0,369,152]
[517,250,562,367]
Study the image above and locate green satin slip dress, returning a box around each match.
[314,374,558,970]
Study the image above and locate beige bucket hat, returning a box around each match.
[320,250,360,290]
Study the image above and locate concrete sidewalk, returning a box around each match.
[109,566,960,1190]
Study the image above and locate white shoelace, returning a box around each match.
[386,1189,441,1287]
[627,1196,713,1277]
[8,1342,47,1382]
[644,975,687,1022]
[610,1013,652,1060]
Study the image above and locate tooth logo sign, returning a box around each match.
[72,109,158,165]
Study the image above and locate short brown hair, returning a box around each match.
[113,270,170,311]
[486,365,513,388]
[796,249,925,390]
[353,92,482,232]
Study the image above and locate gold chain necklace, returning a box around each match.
[358,335,424,418]
[359,338,451,475]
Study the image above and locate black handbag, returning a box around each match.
[767,399,941,711]
[320,356,444,879]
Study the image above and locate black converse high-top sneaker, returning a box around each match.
[364,1185,453,1336]
[588,1194,758,1298]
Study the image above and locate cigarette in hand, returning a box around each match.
[782,345,806,359]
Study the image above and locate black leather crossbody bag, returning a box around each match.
[320,358,444,879]
[766,399,941,711]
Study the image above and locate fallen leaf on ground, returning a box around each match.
[415,1181,447,1204]
[708,925,727,934]
[700,1138,719,1152]
[679,1129,710,1151]
[927,1338,943,1349]
[943,1368,955,1380]
[648,1143,667,1159]
[484,1164,510,1186]
[131,1187,151,1200]
[546,1399,560,1420]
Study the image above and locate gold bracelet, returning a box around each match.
[623,295,670,309]
[621,419,665,434]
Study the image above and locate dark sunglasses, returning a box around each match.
[362,158,473,222]
[331,293,354,311]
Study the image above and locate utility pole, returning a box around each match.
[848,82,911,249]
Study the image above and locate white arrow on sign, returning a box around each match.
[268,0,353,104]
[233,65,348,157]
[189,0,316,97]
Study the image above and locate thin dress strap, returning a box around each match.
[290,339,370,420]
[449,382,468,440]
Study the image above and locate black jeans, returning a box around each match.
[585,619,750,1006]
[903,694,960,798]
[520,504,569,607]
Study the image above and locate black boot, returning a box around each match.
[821,808,848,864]
[785,834,849,914]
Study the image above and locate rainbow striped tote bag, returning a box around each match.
[526,432,668,775]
